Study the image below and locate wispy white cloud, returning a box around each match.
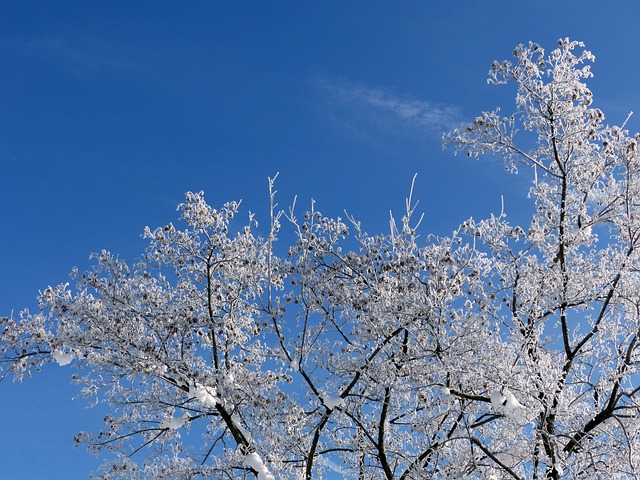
[312,76,464,138]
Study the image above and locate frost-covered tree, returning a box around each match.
[3,39,640,479]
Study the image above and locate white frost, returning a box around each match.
[52,349,75,366]
[243,452,275,480]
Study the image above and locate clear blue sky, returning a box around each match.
[2,1,640,477]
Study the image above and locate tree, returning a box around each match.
[3,38,640,479]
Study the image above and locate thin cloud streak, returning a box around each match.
[313,76,464,137]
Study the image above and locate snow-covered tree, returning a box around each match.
[3,39,640,479]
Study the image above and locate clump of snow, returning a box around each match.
[504,392,522,410]
[491,390,528,424]
[495,451,518,468]
[224,372,236,387]
[160,411,189,430]
[52,349,75,366]
[188,383,219,407]
[504,392,528,423]
[490,391,505,409]
[321,393,345,410]
[243,452,275,480]
[290,358,299,371]
[232,413,252,442]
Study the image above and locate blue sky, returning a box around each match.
[2,1,640,477]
